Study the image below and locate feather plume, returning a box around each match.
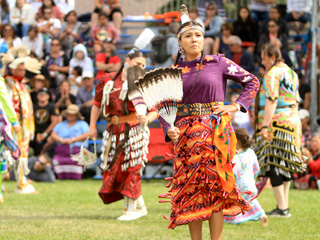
[127,66,147,116]
[134,28,155,50]
[135,67,183,129]
[180,4,190,24]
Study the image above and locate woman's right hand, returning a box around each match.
[88,127,97,140]
[167,127,180,143]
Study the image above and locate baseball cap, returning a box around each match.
[82,71,94,79]
[37,87,49,95]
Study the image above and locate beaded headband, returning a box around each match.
[177,24,204,39]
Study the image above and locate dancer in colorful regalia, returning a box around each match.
[89,49,157,221]
[158,5,260,240]
[254,43,306,218]
[0,75,21,203]
[6,58,36,194]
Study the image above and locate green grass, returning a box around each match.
[0,179,319,240]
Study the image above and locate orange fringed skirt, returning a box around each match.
[160,114,251,229]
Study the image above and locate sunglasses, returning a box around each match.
[207,8,215,10]
[51,43,60,46]
[44,12,52,14]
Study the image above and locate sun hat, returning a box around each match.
[30,74,50,89]
[62,104,84,120]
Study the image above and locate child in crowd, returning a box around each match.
[68,66,83,96]
[91,11,119,54]
[224,128,268,226]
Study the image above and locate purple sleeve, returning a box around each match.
[219,55,260,112]
[158,115,172,142]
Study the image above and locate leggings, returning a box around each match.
[266,165,292,187]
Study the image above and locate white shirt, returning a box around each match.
[287,0,312,13]
[250,0,272,12]
[10,4,35,25]
[22,34,44,58]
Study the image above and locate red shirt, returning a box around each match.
[233,52,242,66]
[95,53,121,79]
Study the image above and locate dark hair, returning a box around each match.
[28,26,38,34]
[51,37,61,44]
[99,11,109,19]
[65,10,77,22]
[235,128,253,150]
[236,6,255,24]
[60,79,70,87]
[1,0,9,13]
[29,51,38,59]
[267,19,279,33]
[262,43,283,63]
[221,22,234,34]
[73,66,83,76]
[270,6,280,14]
[41,0,56,14]
[1,24,17,39]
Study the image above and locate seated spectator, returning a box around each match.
[0,0,10,30]
[233,6,259,54]
[203,1,224,55]
[294,134,320,189]
[30,87,60,156]
[37,0,64,20]
[10,0,35,38]
[225,35,255,73]
[299,109,312,149]
[59,10,81,59]
[250,0,275,23]
[239,108,255,138]
[213,22,233,55]
[299,76,311,110]
[42,38,69,89]
[91,11,120,54]
[229,93,250,128]
[22,26,44,58]
[260,6,289,36]
[285,0,312,34]
[68,66,83,96]
[38,7,62,53]
[155,22,179,68]
[188,6,205,29]
[27,154,56,183]
[50,104,89,180]
[95,39,121,80]
[55,79,76,114]
[0,24,22,54]
[92,0,122,33]
[69,44,94,76]
[258,19,288,54]
[29,74,50,104]
[76,71,95,124]
[270,38,293,67]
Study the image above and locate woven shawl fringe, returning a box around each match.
[100,125,150,171]
[254,128,306,178]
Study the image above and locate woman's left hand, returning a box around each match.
[212,104,237,115]
[260,128,268,140]
[137,115,148,126]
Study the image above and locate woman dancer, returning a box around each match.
[224,128,268,226]
[254,43,305,217]
[160,18,260,239]
[88,49,157,221]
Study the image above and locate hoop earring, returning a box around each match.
[124,62,129,69]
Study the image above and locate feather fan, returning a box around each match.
[180,4,190,24]
[134,67,183,129]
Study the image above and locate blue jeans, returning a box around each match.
[12,23,31,38]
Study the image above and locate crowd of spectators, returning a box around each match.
[0,0,318,187]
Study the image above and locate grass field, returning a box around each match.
[0,179,319,240]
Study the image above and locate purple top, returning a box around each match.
[159,54,260,141]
